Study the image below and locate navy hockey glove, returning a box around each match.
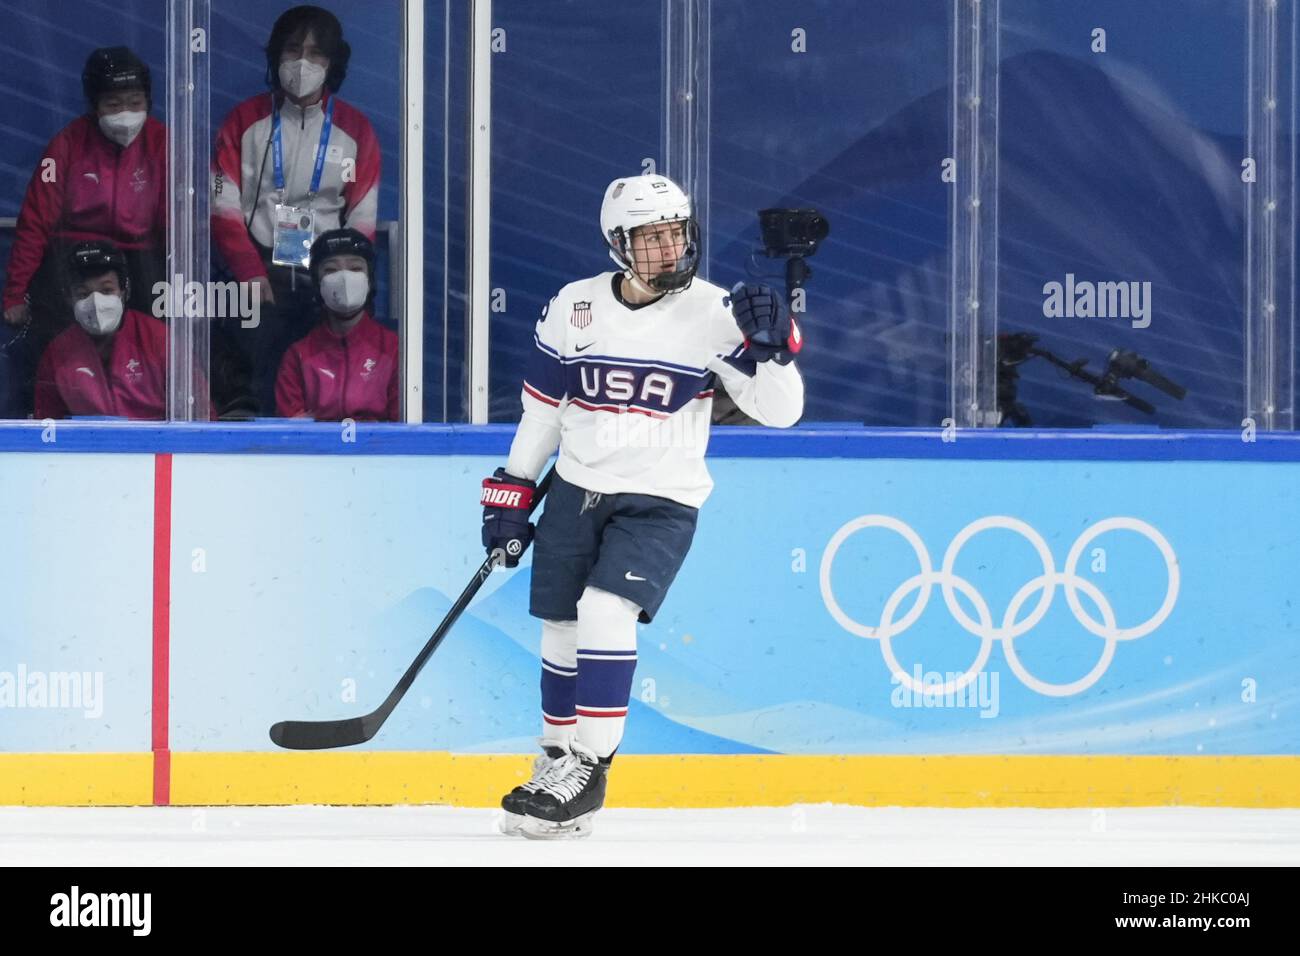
[730,283,803,365]
[481,468,536,568]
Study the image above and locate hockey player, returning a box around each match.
[481,175,805,838]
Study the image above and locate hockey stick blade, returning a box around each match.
[268,467,555,751]
[269,714,372,751]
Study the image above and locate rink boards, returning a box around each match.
[1,423,1299,806]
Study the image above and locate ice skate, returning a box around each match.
[520,742,609,840]
[498,740,569,835]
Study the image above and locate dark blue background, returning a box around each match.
[0,0,1285,429]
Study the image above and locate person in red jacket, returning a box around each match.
[1,46,166,418]
[275,228,399,421]
[35,241,167,420]
[211,5,381,417]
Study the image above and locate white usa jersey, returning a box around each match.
[505,272,804,508]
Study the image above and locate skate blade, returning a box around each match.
[519,811,596,841]
[498,812,527,836]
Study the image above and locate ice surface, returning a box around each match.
[2,805,1298,866]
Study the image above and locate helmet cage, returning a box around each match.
[608,216,701,294]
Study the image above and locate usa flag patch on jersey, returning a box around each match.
[570,301,593,329]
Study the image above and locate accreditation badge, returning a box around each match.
[271,204,316,268]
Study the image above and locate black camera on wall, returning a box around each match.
[759,208,830,258]
[754,208,830,305]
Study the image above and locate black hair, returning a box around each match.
[264,5,350,93]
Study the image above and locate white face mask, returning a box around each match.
[99,110,147,147]
[279,58,327,99]
[320,270,369,316]
[73,292,125,336]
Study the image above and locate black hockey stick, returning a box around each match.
[269,467,555,750]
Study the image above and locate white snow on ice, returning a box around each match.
[2,805,1299,866]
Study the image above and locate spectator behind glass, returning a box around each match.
[275,228,398,421]
[1,46,167,419]
[211,5,381,418]
[35,241,166,420]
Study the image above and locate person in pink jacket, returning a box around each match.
[2,46,166,417]
[275,228,399,421]
[34,241,166,420]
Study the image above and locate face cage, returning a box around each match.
[612,218,701,294]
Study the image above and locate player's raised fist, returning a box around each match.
[730,283,802,365]
[481,467,536,568]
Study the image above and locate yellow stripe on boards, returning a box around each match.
[158,753,1300,808]
[0,753,153,806]
[3,753,1299,808]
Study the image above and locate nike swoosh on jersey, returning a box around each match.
[575,342,595,352]
[625,572,646,581]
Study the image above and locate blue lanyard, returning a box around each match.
[271,94,335,198]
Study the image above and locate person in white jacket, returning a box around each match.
[480,175,805,839]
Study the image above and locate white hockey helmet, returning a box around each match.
[600,174,700,293]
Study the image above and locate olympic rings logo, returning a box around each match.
[818,516,1179,698]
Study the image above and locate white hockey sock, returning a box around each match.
[574,586,641,759]
[540,619,577,749]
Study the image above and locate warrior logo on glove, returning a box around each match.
[481,468,536,568]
